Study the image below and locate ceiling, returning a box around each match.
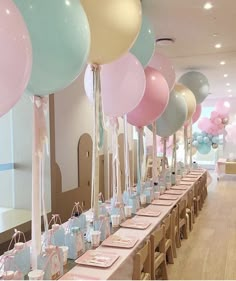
[143,0,236,100]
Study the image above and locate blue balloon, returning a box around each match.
[193,132,199,139]
[204,136,210,143]
[197,143,211,154]
[212,136,219,144]
[197,136,203,143]
[192,140,199,147]
[202,131,207,137]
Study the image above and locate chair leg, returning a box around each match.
[160,261,168,280]
[166,246,174,264]
[186,214,190,235]
[192,208,195,224]
[172,237,177,258]
[183,221,188,239]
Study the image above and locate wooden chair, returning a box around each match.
[133,240,151,280]
[162,214,174,264]
[171,206,180,258]
[179,199,188,241]
[186,189,195,231]
[193,180,201,217]
[150,225,168,280]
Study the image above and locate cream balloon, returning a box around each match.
[80,0,142,65]
[175,83,197,121]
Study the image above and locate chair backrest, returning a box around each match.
[179,199,187,219]
[133,240,151,280]
[162,214,171,239]
[187,189,194,208]
[150,225,165,254]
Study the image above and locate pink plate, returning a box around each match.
[136,208,161,217]
[102,235,138,249]
[171,186,188,190]
[159,194,178,200]
[165,190,183,195]
[151,200,173,206]
[120,219,151,230]
[75,250,119,268]
[181,178,195,182]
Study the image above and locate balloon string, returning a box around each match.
[189,119,193,168]
[162,138,167,176]
[91,64,101,220]
[184,125,188,168]
[171,134,177,173]
[123,115,131,194]
[152,121,158,183]
[136,127,144,194]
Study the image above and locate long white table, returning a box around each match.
[61,170,206,280]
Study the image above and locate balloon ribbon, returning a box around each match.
[32,96,48,270]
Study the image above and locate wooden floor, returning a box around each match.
[168,173,236,280]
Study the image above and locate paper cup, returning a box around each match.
[59,246,68,265]
[160,186,165,194]
[111,215,120,227]
[91,230,101,247]
[140,194,146,205]
[154,191,160,200]
[124,206,132,218]
[28,270,44,280]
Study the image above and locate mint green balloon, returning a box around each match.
[14,0,90,96]
[130,15,155,67]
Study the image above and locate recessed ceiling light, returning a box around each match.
[228,94,233,98]
[224,74,228,78]
[204,2,213,10]
[213,33,219,37]
[228,89,232,93]
[215,43,222,49]
[226,83,231,86]
[220,61,226,65]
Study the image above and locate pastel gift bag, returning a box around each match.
[69,202,87,233]
[94,215,110,241]
[1,254,24,280]
[3,229,30,276]
[65,222,85,259]
[48,214,65,247]
[37,245,63,280]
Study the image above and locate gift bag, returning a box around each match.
[143,187,154,203]
[37,245,63,280]
[94,215,110,241]
[65,221,85,259]
[3,229,30,276]
[128,193,140,214]
[0,254,24,280]
[69,202,87,233]
[110,198,125,222]
[48,214,65,247]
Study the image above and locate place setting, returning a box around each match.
[101,234,138,249]
[75,250,119,268]
[120,218,151,230]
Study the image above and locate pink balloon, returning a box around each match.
[127,67,169,127]
[0,0,32,117]
[215,99,230,116]
[214,117,222,125]
[84,53,146,117]
[149,52,176,91]
[192,104,202,124]
[198,117,211,132]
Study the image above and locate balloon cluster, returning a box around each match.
[192,132,219,154]
[198,100,230,136]
[225,123,236,145]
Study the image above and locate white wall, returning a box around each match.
[55,71,134,192]
[0,112,13,207]
[12,95,51,211]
